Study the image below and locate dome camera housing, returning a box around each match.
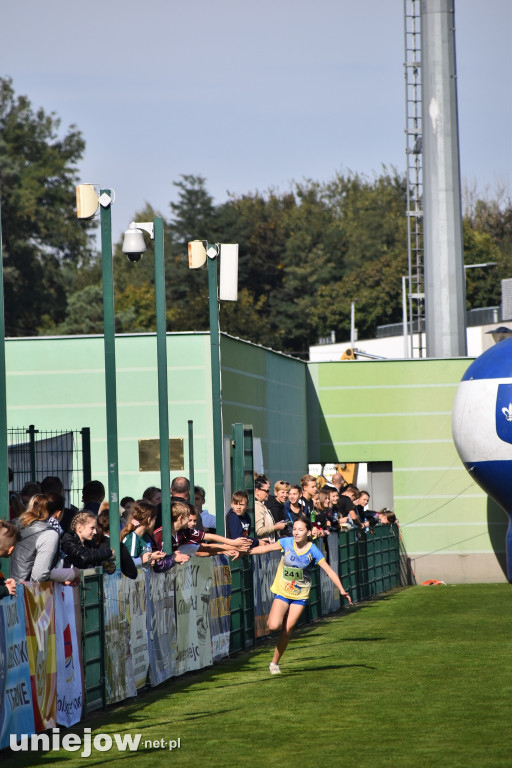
[122,225,147,263]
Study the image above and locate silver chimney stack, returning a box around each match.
[422,0,467,357]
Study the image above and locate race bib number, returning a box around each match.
[283,564,303,582]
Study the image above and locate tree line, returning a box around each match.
[1,78,511,358]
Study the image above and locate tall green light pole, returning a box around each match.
[154,218,172,553]
[207,247,225,534]
[99,190,121,567]
[122,218,172,553]
[188,240,238,535]
[77,185,121,567]
[0,201,10,576]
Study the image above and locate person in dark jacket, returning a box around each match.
[281,485,305,537]
[226,490,258,547]
[0,520,20,599]
[61,511,114,570]
[95,507,138,579]
[266,480,290,527]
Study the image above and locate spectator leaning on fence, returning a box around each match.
[311,490,329,538]
[255,475,286,542]
[226,490,258,548]
[338,484,364,531]
[0,520,20,598]
[10,493,71,583]
[195,485,216,532]
[281,484,303,537]
[266,481,290,528]
[61,511,114,570]
[187,507,205,532]
[298,474,317,519]
[122,499,188,572]
[95,508,138,579]
[157,500,250,558]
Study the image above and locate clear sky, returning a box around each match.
[2,0,511,243]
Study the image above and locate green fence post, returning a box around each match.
[81,427,91,486]
[188,420,195,494]
[27,424,38,482]
[80,571,106,714]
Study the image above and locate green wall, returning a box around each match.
[307,358,507,583]
[6,332,215,506]
[221,335,308,486]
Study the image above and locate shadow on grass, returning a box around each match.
[285,662,377,673]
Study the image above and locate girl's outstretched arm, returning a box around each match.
[318,558,353,604]
[249,541,282,555]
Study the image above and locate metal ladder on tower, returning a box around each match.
[404,0,425,357]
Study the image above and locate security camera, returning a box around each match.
[122,224,147,263]
[125,249,144,264]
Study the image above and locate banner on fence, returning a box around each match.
[175,558,213,676]
[253,551,281,637]
[320,534,341,615]
[146,568,176,686]
[103,572,136,704]
[54,585,83,727]
[128,570,149,690]
[0,588,35,750]
[209,555,231,662]
[24,581,57,732]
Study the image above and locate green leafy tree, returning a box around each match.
[321,168,408,277]
[164,175,217,328]
[462,193,512,310]
[463,224,504,310]
[220,288,278,349]
[0,77,94,335]
[311,250,409,345]
[39,285,104,335]
[216,191,294,299]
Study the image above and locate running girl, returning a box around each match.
[250,515,352,674]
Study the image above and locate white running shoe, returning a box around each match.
[269,662,281,674]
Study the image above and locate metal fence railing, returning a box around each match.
[8,425,91,509]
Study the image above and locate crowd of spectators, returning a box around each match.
[227,472,396,545]
[0,470,395,600]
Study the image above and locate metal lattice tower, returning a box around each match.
[404,0,425,357]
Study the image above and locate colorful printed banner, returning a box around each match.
[0,588,35,750]
[103,572,136,704]
[209,555,231,662]
[54,585,83,727]
[23,582,57,732]
[175,558,213,676]
[146,568,176,686]
[127,570,149,690]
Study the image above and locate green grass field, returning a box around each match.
[4,584,512,768]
